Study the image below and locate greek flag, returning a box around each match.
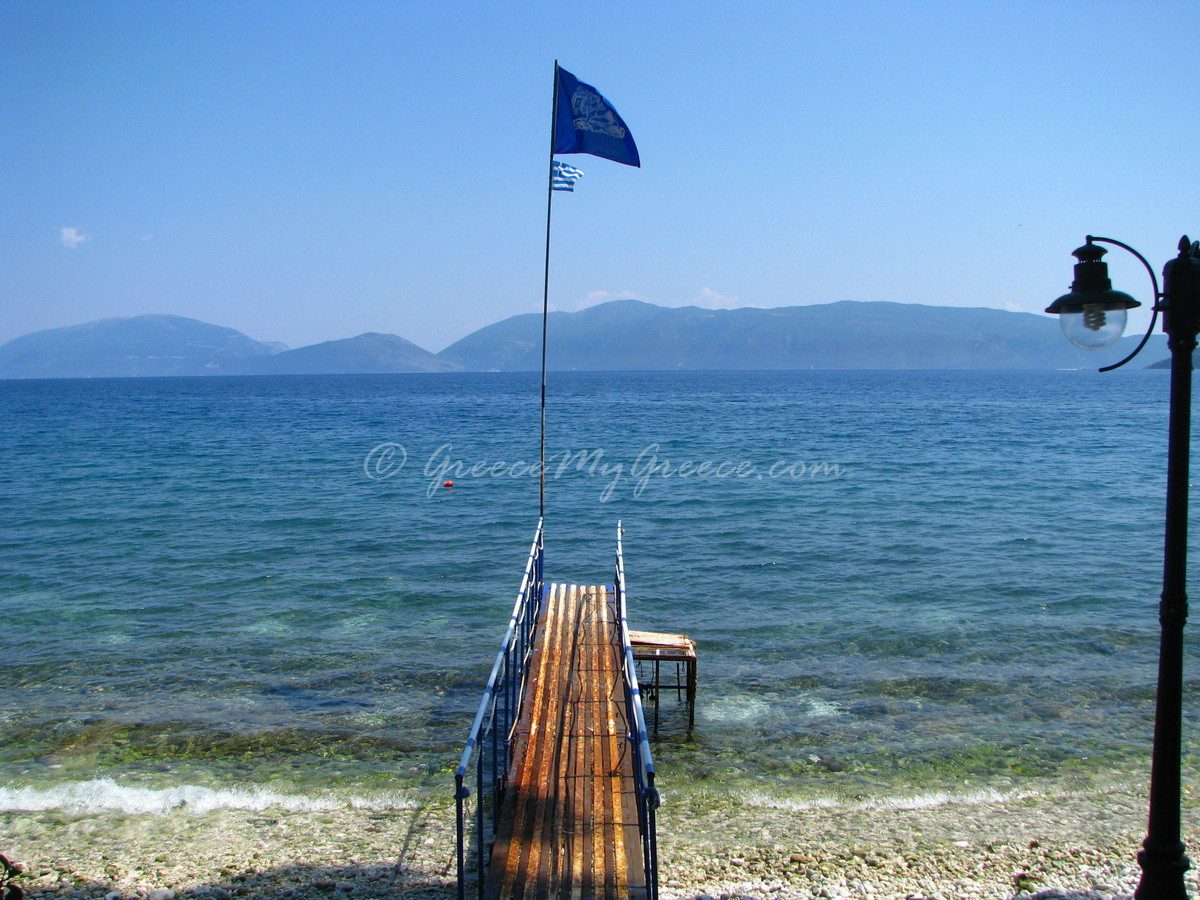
[552,161,584,192]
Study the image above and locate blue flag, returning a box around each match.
[552,67,640,168]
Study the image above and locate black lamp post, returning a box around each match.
[1047,234,1200,899]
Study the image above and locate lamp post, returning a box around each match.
[1046,235,1200,899]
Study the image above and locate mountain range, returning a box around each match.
[437,299,1165,371]
[0,315,280,379]
[229,332,459,375]
[0,301,1168,379]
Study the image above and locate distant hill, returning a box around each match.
[1148,358,1171,369]
[233,332,458,375]
[0,315,278,379]
[2,302,1169,380]
[0,318,451,380]
[438,299,1166,371]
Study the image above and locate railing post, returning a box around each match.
[491,690,500,828]
[503,647,511,760]
[476,730,485,898]
[455,775,468,900]
[647,776,659,898]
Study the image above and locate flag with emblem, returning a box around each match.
[552,66,640,168]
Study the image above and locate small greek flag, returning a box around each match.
[552,160,584,192]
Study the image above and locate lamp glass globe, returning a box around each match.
[1060,304,1127,350]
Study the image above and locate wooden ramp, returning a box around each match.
[487,583,646,899]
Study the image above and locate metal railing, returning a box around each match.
[614,521,660,899]
[454,519,545,899]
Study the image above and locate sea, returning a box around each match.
[1,370,1196,817]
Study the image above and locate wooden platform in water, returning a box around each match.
[630,631,697,735]
[487,583,646,899]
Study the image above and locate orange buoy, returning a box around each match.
[444,480,455,488]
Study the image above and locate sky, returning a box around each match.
[2,1,1198,353]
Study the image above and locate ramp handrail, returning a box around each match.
[614,521,660,899]
[454,519,545,899]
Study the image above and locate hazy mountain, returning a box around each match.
[233,332,459,375]
[438,299,1166,371]
[0,315,277,379]
[2,302,1168,380]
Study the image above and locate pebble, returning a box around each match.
[1,782,1183,899]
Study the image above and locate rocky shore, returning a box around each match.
[1,781,1197,899]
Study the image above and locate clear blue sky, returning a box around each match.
[2,1,1196,352]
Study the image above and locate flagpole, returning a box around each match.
[539,60,559,522]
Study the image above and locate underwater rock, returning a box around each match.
[850,700,891,718]
[811,756,846,773]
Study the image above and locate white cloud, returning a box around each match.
[691,287,741,309]
[59,227,90,249]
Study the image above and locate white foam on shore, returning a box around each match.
[740,785,1044,812]
[0,778,418,816]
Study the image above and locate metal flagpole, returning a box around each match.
[539,61,559,521]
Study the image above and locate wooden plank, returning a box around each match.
[592,588,614,897]
[628,629,695,654]
[529,582,572,897]
[567,582,588,899]
[496,582,561,898]
[583,584,600,897]
[549,583,579,896]
[603,590,628,897]
[527,581,566,898]
[593,587,611,897]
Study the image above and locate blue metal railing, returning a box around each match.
[614,521,660,899]
[454,519,544,899]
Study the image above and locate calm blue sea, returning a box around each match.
[1,371,1196,813]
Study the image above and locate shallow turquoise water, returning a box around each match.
[1,371,1196,810]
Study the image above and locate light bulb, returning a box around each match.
[1060,305,1128,351]
[1082,304,1108,332]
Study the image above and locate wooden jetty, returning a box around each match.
[487,584,645,898]
[455,523,662,900]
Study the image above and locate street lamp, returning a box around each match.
[1046,240,1141,350]
[1046,234,1200,899]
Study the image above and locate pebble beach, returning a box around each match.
[3,781,1197,899]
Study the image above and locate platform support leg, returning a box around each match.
[653,658,661,738]
[686,659,696,733]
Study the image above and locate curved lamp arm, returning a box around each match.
[1087,235,1163,373]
